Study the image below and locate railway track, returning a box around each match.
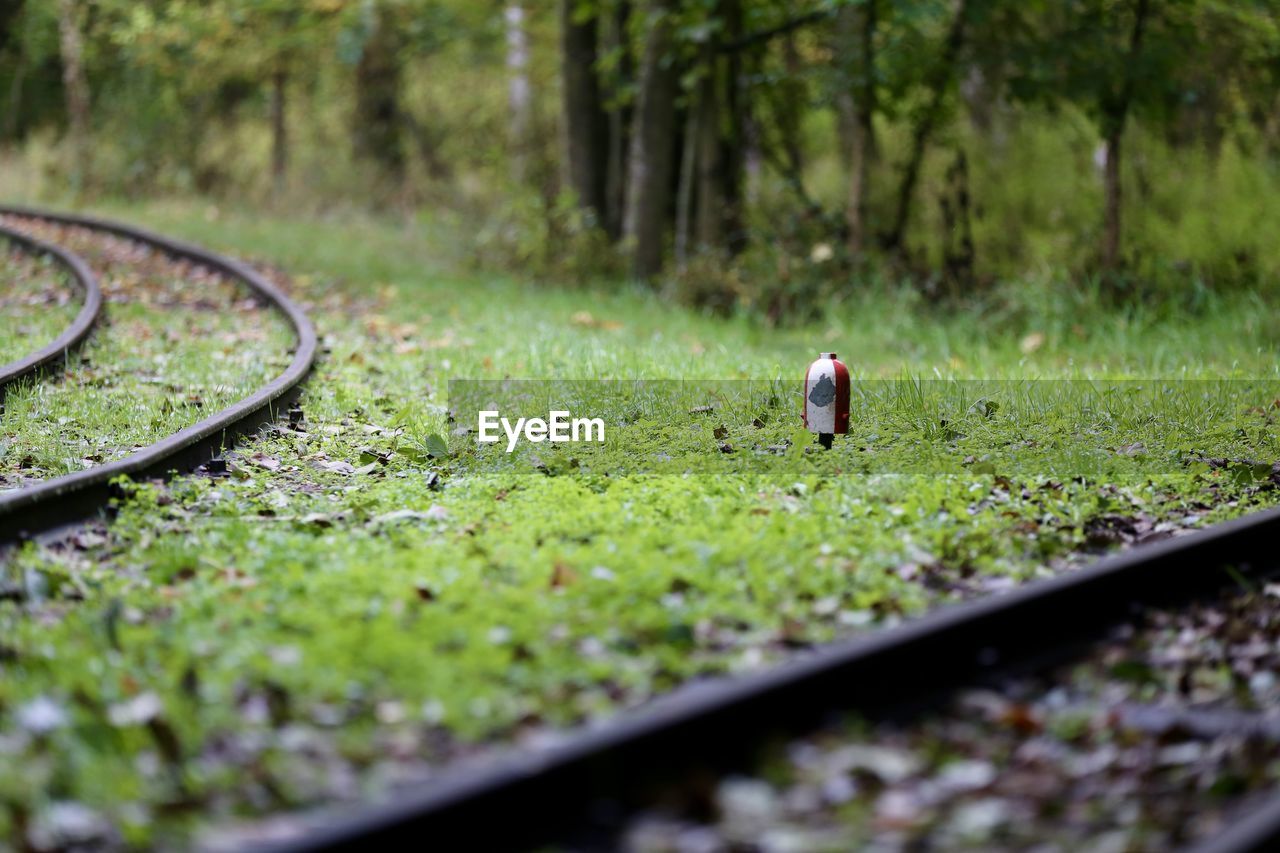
[0,219,102,393]
[255,501,1280,852]
[0,206,316,544]
[4,209,1279,851]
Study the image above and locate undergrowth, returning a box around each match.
[0,203,1276,847]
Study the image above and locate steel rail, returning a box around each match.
[261,503,1280,853]
[0,206,317,544]
[0,221,102,393]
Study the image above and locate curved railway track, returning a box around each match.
[0,206,317,544]
[258,504,1280,852]
[0,220,102,393]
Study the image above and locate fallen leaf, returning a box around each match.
[550,562,579,589]
[250,453,281,471]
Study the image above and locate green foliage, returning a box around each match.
[471,189,626,284]
[2,0,1280,314]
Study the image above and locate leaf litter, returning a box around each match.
[611,583,1280,852]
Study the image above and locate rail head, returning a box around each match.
[0,221,103,390]
[249,501,1280,852]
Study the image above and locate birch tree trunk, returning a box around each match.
[1101,128,1124,272]
[56,0,91,190]
[506,3,531,184]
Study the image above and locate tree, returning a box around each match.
[506,2,532,184]
[836,0,877,257]
[686,0,747,256]
[623,0,678,279]
[561,0,609,222]
[270,64,288,188]
[55,0,90,189]
[0,0,28,141]
[1019,0,1185,272]
[884,0,972,255]
[97,0,346,193]
[1098,0,1151,271]
[353,2,407,183]
[602,0,635,240]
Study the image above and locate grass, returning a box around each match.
[0,217,293,486]
[0,243,78,370]
[0,200,1278,847]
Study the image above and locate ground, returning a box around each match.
[619,586,1280,851]
[1,201,1278,848]
[0,245,77,370]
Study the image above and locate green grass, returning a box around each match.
[0,243,78,369]
[1,201,1278,848]
[80,200,1280,380]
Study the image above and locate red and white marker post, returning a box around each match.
[803,352,850,449]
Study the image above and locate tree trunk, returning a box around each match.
[270,67,287,190]
[1101,128,1123,271]
[940,149,975,294]
[623,1,679,280]
[885,0,969,254]
[846,121,871,258]
[0,1,25,55]
[604,1,634,241]
[719,0,747,255]
[403,114,451,181]
[835,92,855,169]
[353,5,405,183]
[689,0,746,257]
[55,0,90,190]
[1264,90,1280,160]
[561,0,608,222]
[777,33,805,180]
[693,45,722,252]
[1099,0,1151,272]
[839,0,877,257]
[506,3,531,184]
[674,107,697,268]
[4,51,25,141]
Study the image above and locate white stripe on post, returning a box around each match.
[804,357,838,434]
